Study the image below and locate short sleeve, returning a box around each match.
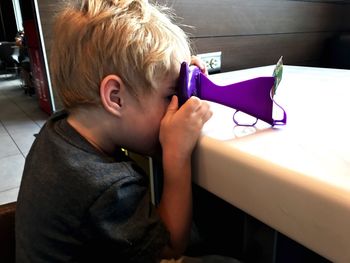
[86,171,170,263]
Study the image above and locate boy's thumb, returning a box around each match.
[166,95,179,114]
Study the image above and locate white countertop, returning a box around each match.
[192,65,350,262]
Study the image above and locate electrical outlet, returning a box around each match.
[197,51,222,74]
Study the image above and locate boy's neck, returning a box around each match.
[67,107,116,155]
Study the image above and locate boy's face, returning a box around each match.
[120,72,178,155]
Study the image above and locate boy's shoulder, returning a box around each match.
[23,109,149,210]
[28,110,142,183]
[38,110,101,155]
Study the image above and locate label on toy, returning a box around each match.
[272,56,283,96]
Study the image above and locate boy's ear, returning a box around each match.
[100,75,124,117]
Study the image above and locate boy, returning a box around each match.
[15,0,212,262]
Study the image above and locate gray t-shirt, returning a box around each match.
[16,111,169,263]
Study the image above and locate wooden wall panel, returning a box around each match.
[192,32,334,71]
[342,4,350,30]
[36,0,349,108]
[37,0,60,70]
[162,0,345,37]
[158,0,349,71]
[37,0,350,72]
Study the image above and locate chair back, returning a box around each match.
[0,202,16,263]
[0,42,15,63]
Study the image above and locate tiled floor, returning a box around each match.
[0,75,48,205]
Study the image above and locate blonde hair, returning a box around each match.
[50,0,191,109]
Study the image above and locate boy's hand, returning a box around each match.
[191,55,208,75]
[159,95,212,162]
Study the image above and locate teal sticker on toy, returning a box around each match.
[272,56,283,96]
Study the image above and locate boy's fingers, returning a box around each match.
[196,102,212,125]
[191,55,208,75]
[203,109,213,123]
[198,61,208,75]
[184,96,201,113]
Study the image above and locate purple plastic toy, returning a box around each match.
[176,62,287,126]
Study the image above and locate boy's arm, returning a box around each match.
[158,147,192,258]
[157,96,212,259]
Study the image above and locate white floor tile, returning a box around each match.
[0,77,48,204]
[0,154,25,192]
[0,187,19,206]
[10,132,36,156]
[0,133,21,159]
[0,123,7,135]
